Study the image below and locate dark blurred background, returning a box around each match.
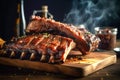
[0,0,120,41]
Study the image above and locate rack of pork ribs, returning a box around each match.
[0,16,100,63]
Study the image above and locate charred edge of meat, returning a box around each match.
[1,34,76,64]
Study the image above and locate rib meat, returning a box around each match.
[26,16,100,55]
[4,34,76,63]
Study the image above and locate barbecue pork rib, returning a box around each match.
[3,33,76,63]
[26,16,100,55]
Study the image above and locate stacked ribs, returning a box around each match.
[26,16,100,54]
[4,34,75,63]
[1,16,100,63]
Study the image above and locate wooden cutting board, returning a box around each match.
[0,51,116,77]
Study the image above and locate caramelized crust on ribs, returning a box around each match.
[4,34,76,63]
[26,16,100,55]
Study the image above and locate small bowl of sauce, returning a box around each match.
[114,47,120,57]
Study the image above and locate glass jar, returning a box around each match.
[94,27,117,50]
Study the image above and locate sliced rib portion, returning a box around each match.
[4,33,76,63]
[26,16,100,55]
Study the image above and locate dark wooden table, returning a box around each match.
[0,40,120,80]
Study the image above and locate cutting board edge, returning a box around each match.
[0,51,117,77]
[83,54,116,76]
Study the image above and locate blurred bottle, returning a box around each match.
[41,5,48,18]
[32,5,53,19]
[15,0,26,37]
[14,2,20,37]
[20,0,26,36]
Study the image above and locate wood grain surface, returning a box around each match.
[0,51,116,77]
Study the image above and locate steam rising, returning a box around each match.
[63,0,118,32]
